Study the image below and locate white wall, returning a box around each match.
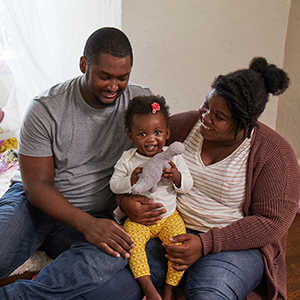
[52,0,122,82]
[277,0,300,158]
[122,0,291,129]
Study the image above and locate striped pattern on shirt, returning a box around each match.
[177,120,253,232]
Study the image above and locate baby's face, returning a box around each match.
[128,112,170,157]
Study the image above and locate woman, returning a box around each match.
[119,57,300,300]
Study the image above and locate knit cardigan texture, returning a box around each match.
[167,110,300,300]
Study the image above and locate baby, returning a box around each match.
[110,95,193,300]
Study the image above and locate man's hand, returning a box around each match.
[162,233,203,271]
[121,194,166,226]
[83,217,135,259]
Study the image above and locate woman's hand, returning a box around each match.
[162,233,203,271]
[121,194,166,226]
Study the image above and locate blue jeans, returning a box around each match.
[74,238,168,300]
[76,229,264,300]
[0,182,128,299]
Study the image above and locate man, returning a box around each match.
[0,27,165,299]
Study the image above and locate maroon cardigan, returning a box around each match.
[167,111,300,300]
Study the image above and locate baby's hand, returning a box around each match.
[162,161,181,188]
[131,167,143,186]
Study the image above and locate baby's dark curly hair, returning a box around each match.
[125,95,170,131]
[211,57,290,138]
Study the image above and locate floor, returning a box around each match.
[1,214,300,299]
[286,213,300,299]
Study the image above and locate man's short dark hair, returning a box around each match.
[83,27,133,66]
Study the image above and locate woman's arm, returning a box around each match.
[164,127,300,269]
[163,150,300,269]
[200,141,300,255]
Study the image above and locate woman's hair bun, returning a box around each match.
[249,57,269,73]
[249,56,290,96]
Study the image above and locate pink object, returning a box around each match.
[0,151,19,175]
[0,162,19,175]
[151,102,160,114]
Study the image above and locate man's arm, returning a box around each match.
[19,154,134,258]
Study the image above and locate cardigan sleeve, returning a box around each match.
[167,110,200,145]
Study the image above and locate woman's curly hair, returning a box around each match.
[211,57,290,138]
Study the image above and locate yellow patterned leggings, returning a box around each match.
[124,209,186,286]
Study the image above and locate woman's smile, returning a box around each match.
[200,122,214,132]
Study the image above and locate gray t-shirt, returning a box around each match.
[18,76,152,213]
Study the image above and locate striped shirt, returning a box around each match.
[177,120,253,232]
